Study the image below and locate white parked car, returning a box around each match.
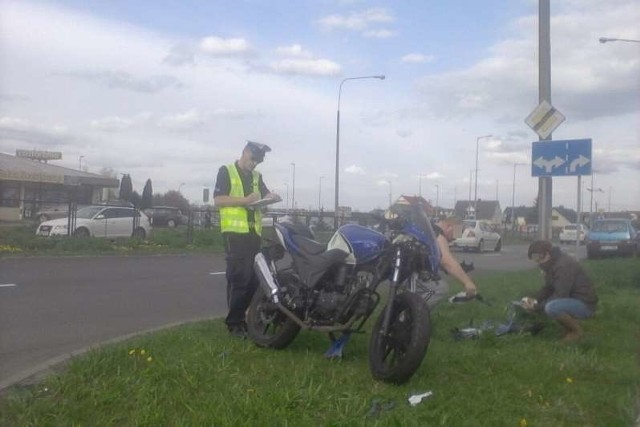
[559,224,588,244]
[452,220,502,252]
[36,205,151,239]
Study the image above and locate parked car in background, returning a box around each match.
[586,218,639,259]
[143,206,187,228]
[34,204,72,223]
[36,205,151,238]
[559,224,588,244]
[451,220,502,252]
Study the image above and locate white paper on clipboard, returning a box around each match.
[247,196,280,209]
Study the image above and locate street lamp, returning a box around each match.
[290,163,296,211]
[511,162,527,231]
[385,180,393,208]
[178,182,185,193]
[284,182,289,211]
[318,176,324,211]
[334,74,385,227]
[587,171,604,228]
[599,37,640,43]
[434,183,439,217]
[474,134,493,219]
[78,155,84,171]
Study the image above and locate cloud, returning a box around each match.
[317,7,395,36]
[90,116,134,132]
[162,42,196,66]
[199,36,251,56]
[401,53,435,64]
[156,108,262,131]
[275,44,313,58]
[0,93,30,103]
[269,58,341,76]
[423,172,443,180]
[0,116,76,147]
[57,70,184,93]
[345,165,365,175]
[414,2,639,122]
[363,29,395,39]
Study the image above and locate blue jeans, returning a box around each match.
[543,298,594,319]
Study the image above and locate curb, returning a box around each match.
[0,316,215,395]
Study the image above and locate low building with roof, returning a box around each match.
[0,152,119,221]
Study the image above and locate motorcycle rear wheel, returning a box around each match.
[368,292,431,384]
[246,287,301,349]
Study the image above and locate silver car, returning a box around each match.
[452,220,502,252]
[36,205,151,239]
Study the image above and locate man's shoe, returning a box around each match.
[228,324,247,339]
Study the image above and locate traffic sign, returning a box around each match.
[531,139,592,177]
[525,100,566,139]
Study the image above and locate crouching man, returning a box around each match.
[522,240,598,342]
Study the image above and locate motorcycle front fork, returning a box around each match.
[380,247,402,335]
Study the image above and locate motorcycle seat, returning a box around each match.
[292,234,327,255]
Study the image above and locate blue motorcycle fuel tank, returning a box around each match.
[326,224,387,265]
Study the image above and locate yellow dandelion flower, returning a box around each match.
[140,349,146,355]
[128,349,136,355]
[566,377,574,384]
[519,417,528,427]
[147,357,153,362]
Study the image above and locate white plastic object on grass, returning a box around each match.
[408,391,433,406]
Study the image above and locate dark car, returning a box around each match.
[586,218,639,259]
[144,206,187,228]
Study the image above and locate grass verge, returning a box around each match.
[1,259,639,426]
[0,225,225,256]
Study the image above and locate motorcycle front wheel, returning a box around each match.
[246,287,301,349]
[368,292,431,384]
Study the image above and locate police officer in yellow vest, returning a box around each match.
[214,141,280,338]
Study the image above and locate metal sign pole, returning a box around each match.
[538,0,553,241]
[576,176,581,257]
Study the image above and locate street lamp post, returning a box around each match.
[290,163,296,211]
[284,182,289,211]
[78,155,84,171]
[386,180,393,208]
[178,182,185,194]
[434,183,439,217]
[474,134,493,219]
[335,75,385,228]
[511,162,527,231]
[318,176,324,211]
[587,173,603,228]
[599,37,640,43]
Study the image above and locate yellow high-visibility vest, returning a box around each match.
[219,163,263,235]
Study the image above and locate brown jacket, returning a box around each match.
[535,247,598,312]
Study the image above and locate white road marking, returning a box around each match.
[208,272,226,275]
[0,284,17,288]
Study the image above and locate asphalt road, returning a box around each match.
[0,253,229,390]
[0,243,586,390]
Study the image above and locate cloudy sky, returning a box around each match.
[1,0,638,213]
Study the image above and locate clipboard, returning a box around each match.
[247,196,281,209]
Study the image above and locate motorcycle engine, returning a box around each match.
[312,291,347,320]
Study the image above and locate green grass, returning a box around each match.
[1,259,639,426]
[0,225,226,256]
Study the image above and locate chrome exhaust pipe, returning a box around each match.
[254,253,280,304]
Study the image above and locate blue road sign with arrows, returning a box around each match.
[531,139,592,177]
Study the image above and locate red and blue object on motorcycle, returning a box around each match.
[324,332,352,359]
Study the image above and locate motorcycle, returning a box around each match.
[248,201,442,384]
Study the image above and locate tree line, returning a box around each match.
[118,175,189,212]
